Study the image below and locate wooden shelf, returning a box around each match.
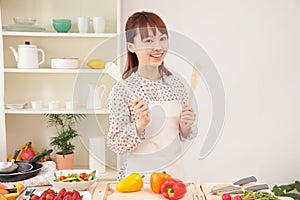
[3,31,117,38]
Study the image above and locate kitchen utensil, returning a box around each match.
[0,149,53,182]
[227,184,269,194]
[10,41,45,69]
[13,17,36,25]
[86,83,106,109]
[52,19,71,33]
[14,186,28,200]
[0,150,20,173]
[51,57,79,69]
[211,176,257,194]
[188,64,201,105]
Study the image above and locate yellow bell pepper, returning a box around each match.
[116,172,144,193]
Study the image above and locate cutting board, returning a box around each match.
[93,181,213,200]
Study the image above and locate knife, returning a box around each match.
[15,186,27,200]
[211,176,257,194]
[228,184,269,194]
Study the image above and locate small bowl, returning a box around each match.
[52,19,72,33]
[48,169,99,191]
[51,57,79,69]
[13,17,37,25]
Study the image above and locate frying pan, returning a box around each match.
[0,149,53,182]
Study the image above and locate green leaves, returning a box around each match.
[45,114,86,156]
[272,181,300,200]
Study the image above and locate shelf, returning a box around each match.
[5,107,110,114]
[4,68,106,74]
[3,31,117,38]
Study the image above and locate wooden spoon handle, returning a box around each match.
[188,64,201,105]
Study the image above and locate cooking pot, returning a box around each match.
[0,149,53,182]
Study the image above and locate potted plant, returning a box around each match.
[45,114,86,169]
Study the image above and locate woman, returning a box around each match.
[107,11,197,181]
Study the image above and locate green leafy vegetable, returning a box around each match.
[272,181,300,200]
[242,191,279,200]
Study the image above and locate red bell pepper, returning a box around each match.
[161,178,187,200]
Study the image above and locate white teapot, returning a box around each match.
[10,41,45,69]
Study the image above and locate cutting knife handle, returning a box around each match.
[245,184,269,191]
[233,176,257,185]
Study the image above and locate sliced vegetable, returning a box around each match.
[54,171,96,182]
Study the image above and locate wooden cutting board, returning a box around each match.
[92,181,213,200]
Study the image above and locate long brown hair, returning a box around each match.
[122,11,172,79]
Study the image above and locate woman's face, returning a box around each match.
[128,27,169,68]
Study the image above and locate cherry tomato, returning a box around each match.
[59,175,66,180]
[234,195,243,200]
[222,193,232,200]
[79,173,87,179]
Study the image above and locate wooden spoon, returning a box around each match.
[188,64,201,105]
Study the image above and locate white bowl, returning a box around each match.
[47,169,99,191]
[51,58,79,69]
[13,17,37,25]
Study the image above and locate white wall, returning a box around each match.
[121,0,300,186]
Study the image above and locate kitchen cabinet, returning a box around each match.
[0,0,120,179]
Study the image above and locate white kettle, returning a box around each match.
[10,41,45,69]
[86,83,106,109]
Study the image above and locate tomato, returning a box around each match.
[222,193,232,200]
[234,195,243,200]
[59,176,67,180]
[79,173,87,178]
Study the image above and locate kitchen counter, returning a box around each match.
[28,181,294,200]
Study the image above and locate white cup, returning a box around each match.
[48,101,60,110]
[93,16,105,33]
[77,17,89,33]
[65,101,77,110]
[31,101,43,110]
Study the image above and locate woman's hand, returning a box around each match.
[179,104,195,138]
[133,97,151,135]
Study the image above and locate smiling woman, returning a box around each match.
[106,11,198,181]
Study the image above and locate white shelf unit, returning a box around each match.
[3,31,117,38]
[0,0,120,178]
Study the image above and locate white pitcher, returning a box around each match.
[86,83,106,109]
[10,41,45,69]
